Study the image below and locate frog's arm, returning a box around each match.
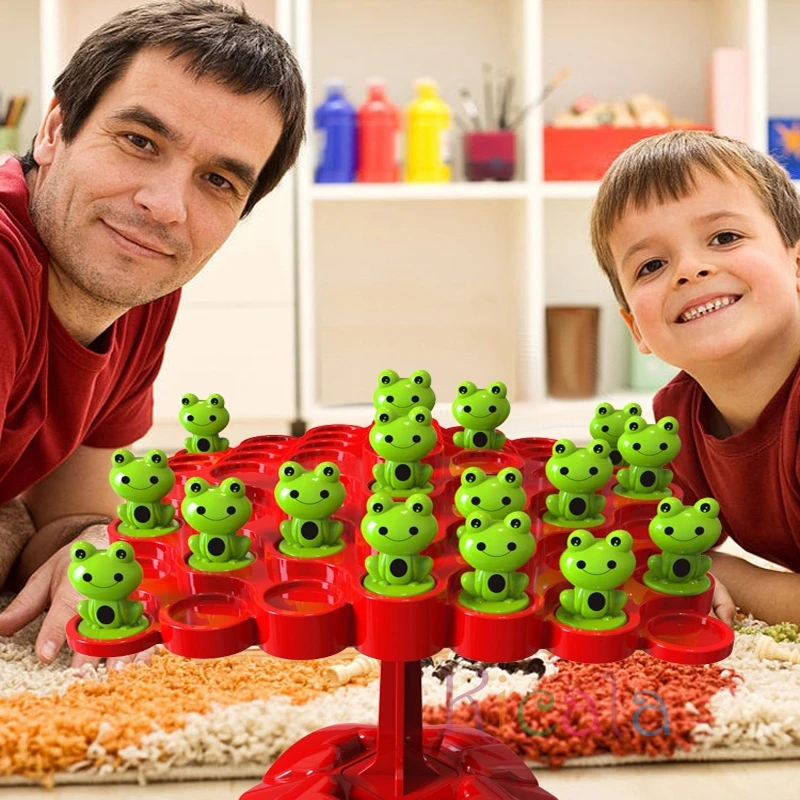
[372,462,387,487]
[647,553,663,578]
[559,588,576,614]
[461,571,476,596]
[76,599,89,621]
[545,493,561,517]
[616,468,631,490]
[325,519,343,544]
[698,553,713,576]
[510,571,528,596]
[612,589,629,614]
[419,463,433,486]
[365,554,379,579]
[453,430,466,448]
[491,431,506,449]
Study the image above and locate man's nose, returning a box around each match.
[134,175,189,226]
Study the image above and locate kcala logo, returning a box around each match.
[444,671,671,738]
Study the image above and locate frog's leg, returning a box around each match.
[365,554,379,581]
[233,534,251,560]
[588,493,606,517]
[510,572,529,597]
[453,430,466,448]
[698,553,713,580]
[611,589,629,614]
[662,468,673,490]
[414,555,434,582]
[324,519,343,545]
[187,534,202,558]
[647,553,664,579]
[616,468,631,491]
[184,437,194,452]
[156,502,175,526]
[491,432,507,450]
[461,571,477,596]
[545,493,561,518]
[220,437,230,450]
[76,599,89,622]
[418,462,433,486]
[117,502,132,528]
[372,462,387,488]
[559,588,576,614]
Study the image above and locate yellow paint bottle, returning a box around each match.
[405,79,451,182]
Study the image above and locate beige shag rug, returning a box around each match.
[2,592,800,788]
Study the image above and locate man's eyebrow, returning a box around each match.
[109,104,259,192]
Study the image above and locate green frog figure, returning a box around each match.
[614,416,680,500]
[543,439,613,528]
[274,461,346,557]
[373,369,436,412]
[360,493,438,597]
[109,448,179,536]
[644,497,722,595]
[369,406,437,495]
[588,402,642,467]
[68,541,149,639]
[179,393,230,454]
[454,467,527,537]
[181,477,253,572]
[556,529,636,631]
[457,510,535,613]
[452,381,511,450]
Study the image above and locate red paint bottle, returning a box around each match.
[357,80,400,182]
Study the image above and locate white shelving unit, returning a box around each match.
[3,0,799,443]
[293,0,781,437]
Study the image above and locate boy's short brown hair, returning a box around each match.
[590,130,800,311]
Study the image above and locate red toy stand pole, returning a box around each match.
[242,658,558,800]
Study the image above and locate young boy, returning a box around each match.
[591,130,800,627]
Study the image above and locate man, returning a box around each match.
[0,0,305,667]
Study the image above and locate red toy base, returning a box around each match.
[242,724,557,800]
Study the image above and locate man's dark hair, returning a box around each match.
[20,0,305,217]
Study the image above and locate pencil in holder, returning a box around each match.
[463,130,516,181]
[0,127,19,155]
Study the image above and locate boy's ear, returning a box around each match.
[32,97,63,168]
[794,240,800,292]
[619,307,652,355]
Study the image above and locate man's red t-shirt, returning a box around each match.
[653,362,800,572]
[0,157,180,506]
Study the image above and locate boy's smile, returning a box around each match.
[610,170,800,375]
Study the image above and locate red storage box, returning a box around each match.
[544,125,712,181]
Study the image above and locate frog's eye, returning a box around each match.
[323,466,334,477]
[488,382,506,398]
[552,439,573,456]
[625,404,642,417]
[411,370,431,387]
[113,545,134,562]
[566,530,593,550]
[509,517,521,529]
[146,449,168,467]
[470,517,482,529]
[592,442,607,456]
[70,541,97,561]
[625,418,641,433]
[463,468,481,484]
[377,369,398,387]
[457,383,470,395]
[595,403,612,416]
[221,478,244,495]
[315,462,339,481]
[555,443,566,454]
[658,416,678,434]
[188,480,204,494]
[659,501,671,513]
[606,530,632,551]
[695,498,719,516]
[180,393,198,407]
[373,502,383,513]
[208,393,225,408]
[111,449,135,466]
[379,413,390,424]
[151,453,161,464]
[412,502,423,512]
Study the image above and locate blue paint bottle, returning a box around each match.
[314,81,356,183]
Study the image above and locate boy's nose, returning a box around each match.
[675,268,710,286]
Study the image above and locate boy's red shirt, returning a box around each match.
[654,361,800,572]
[0,156,180,506]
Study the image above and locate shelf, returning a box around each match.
[311,182,530,202]
[541,181,601,199]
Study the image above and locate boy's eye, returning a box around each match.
[637,259,666,279]
[125,133,155,151]
[711,231,741,246]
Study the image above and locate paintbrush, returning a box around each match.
[507,67,570,130]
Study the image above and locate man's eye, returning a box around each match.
[637,259,666,278]
[206,173,234,191]
[125,133,154,151]
[711,231,741,246]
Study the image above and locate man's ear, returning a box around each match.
[32,98,64,168]
[619,306,652,355]
[794,240,800,292]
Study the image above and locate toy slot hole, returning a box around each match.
[165,592,251,628]
[263,579,344,613]
[449,449,525,477]
[239,434,295,451]
[209,460,271,480]
[290,447,356,467]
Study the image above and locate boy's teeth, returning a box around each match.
[679,295,738,323]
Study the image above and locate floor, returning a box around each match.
[10,760,800,800]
